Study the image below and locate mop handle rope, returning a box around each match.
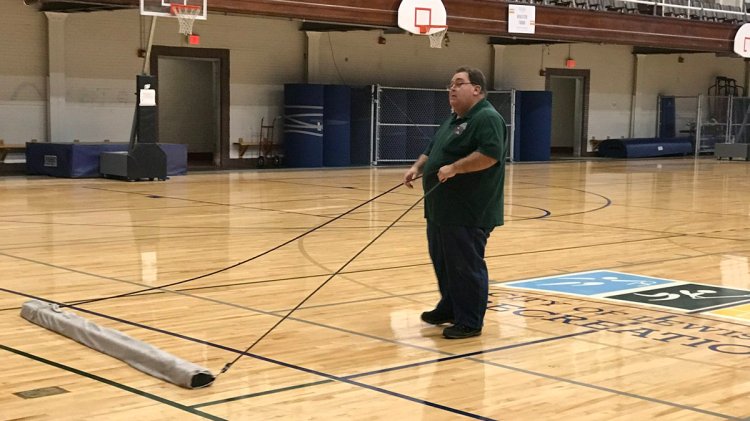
[61,177,426,309]
[216,178,442,377]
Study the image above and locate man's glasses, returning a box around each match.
[446,81,476,90]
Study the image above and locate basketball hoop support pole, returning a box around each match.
[131,15,157,147]
[142,15,157,75]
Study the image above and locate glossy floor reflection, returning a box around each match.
[1,157,749,420]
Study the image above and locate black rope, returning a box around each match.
[216,180,440,377]
[61,179,418,309]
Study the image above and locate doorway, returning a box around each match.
[150,46,230,169]
[545,68,590,158]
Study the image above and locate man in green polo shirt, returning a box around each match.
[403,66,506,339]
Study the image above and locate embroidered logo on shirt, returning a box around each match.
[453,122,468,136]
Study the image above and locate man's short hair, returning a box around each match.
[455,66,487,94]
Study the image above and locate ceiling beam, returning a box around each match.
[26,0,740,53]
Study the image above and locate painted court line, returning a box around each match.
[0,344,225,421]
[5,288,742,419]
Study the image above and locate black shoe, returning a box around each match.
[421,310,453,325]
[443,324,482,339]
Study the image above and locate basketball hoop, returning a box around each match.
[398,1,448,48]
[170,4,202,35]
[421,27,448,49]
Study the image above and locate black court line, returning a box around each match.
[513,182,612,217]
[5,236,749,338]
[0,216,341,232]
[0,344,225,421]
[477,357,741,420]
[1,286,450,359]
[0,180,621,312]
[171,233,687,293]
[84,179,424,220]
[0,231,687,304]
[2,175,741,415]
[7,236,744,337]
[204,363,495,421]
[0,203,542,231]
[193,329,742,420]
[295,236,429,306]
[600,198,750,219]
[4,291,494,420]
[352,332,740,420]
[64,181,410,308]
[191,380,335,409]
[543,205,750,243]
[215,182,433,376]
[6,288,740,419]
[346,330,598,379]
[0,289,562,419]
[83,184,404,221]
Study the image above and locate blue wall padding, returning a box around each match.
[323,85,351,166]
[597,137,693,158]
[659,97,676,138]
[515,91,552,162]
[26,142,186,178]
[284,84,325,167]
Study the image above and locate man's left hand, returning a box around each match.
[437,164,457,183]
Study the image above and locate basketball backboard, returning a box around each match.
[140,0,207,20]
[397,0,447,35]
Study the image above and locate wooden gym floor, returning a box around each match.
[1,157,749,420]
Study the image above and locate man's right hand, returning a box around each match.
[403,167,420,188]
[403,154,428,188]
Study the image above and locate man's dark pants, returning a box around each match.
[427,222,492,330]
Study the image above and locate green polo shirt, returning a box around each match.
[422,98,506,228]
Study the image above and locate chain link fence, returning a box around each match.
[372,86,515,165]
[658,94,750,156]
[728,96,750,144]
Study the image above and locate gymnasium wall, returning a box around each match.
[498,43,745,141]
[311,30,492,88]
[0,0,48,145]
[0,0,746,157]
[633,53,744,138]
[498,43,636,141]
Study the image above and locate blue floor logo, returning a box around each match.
[610,284,750,311]
[502,270,750,316]
[504,270,675,296]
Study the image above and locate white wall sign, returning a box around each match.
[508,4,535,34]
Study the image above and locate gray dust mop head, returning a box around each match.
[20,299,215,389]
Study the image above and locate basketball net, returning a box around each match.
[428,29,447,49]
[171,4,201,35]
